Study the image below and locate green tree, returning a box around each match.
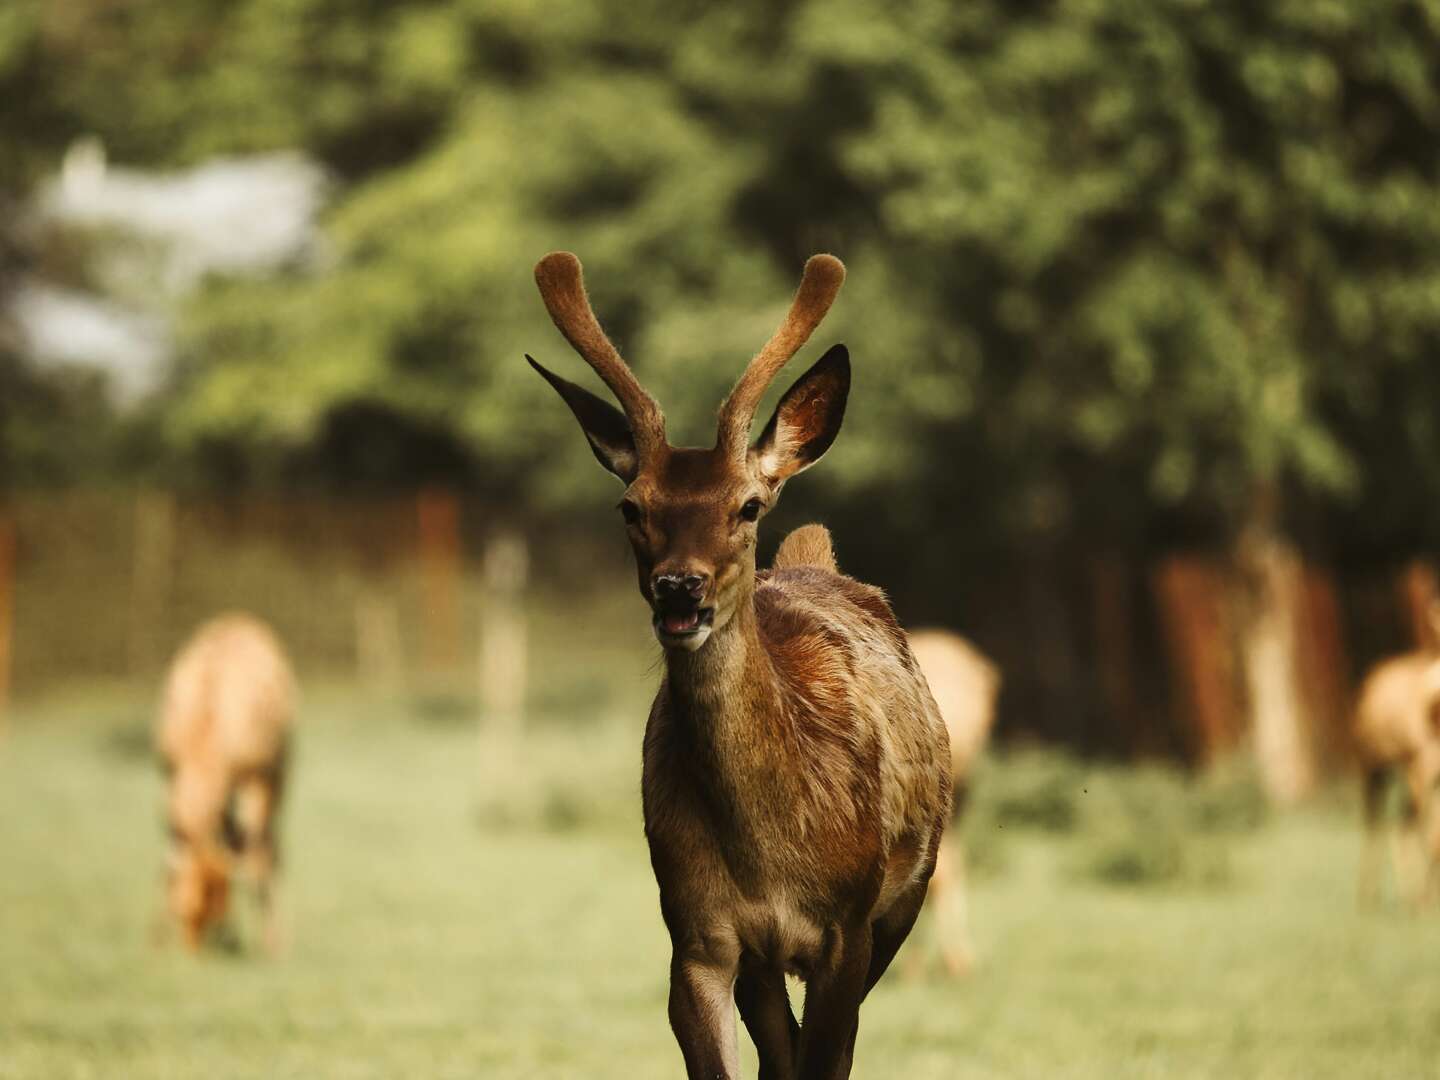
[5,0,1440,556]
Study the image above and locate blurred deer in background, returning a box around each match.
[156,613,296,951]
[907,628,1000,976]
[529,252,951,1080]
[1354,601,1440,910]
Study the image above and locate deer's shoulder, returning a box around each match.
[755,566,908,662]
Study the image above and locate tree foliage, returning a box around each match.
[4,0,1440,552]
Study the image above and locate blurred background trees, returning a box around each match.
[2,0,1439,774]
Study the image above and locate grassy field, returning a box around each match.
[2,690,1439,1079]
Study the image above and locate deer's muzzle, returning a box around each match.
[651,573,715,649]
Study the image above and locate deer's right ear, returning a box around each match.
[751,344,850,484]
[527,355,639,482]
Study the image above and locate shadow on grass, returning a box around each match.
[95,710,157,763]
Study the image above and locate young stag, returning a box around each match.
[907,628,1000,976]
[1354,603,1440,909]
[528,252,951,1079]
[155,613,295,951]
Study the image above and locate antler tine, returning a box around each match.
[716,254,846,459]
[534,251,666,456]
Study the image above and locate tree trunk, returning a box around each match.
[1292,565,1351,770]
[1154,556,1239,765]
[1236,504,1315,805]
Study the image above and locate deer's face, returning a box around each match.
[618,449,772,651]
[167,842,230,948]
[527,252,850,652]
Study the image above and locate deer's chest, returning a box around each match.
[644,766,867,974]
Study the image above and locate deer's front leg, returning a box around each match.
[669,936,741,1080]
[796,921,872,1080]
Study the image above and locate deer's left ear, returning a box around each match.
[752,344,850,483]
[528,354,639,482]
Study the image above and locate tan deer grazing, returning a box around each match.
[1353,604,1440,909]
[529,252,951,1079]
[155,613,296,951]
[906,628,1000,976]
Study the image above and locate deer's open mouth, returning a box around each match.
[653,605,715,646]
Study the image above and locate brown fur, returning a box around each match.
[906,629,1001,977]
[155,613,295,951]
[772,523,839,574]
[1353,624,1440,909]
[642,543,949,1079]
[532,252,949,1079]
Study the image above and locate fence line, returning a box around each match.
[0,491,1430,778]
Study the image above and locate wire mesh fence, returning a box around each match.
[0,490,655,727]
[0,489,1428,785]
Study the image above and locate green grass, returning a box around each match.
[2,692,1439,1079]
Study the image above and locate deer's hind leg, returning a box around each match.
[1359,766,1388,909]
[929,838,975,976]
[1396,757,1438,910]
[234,762,285,953]
[1413,750,1440,908]
[796,920,871,1080]
[864,875,930,1000]
[867,814,944,995]
[736,965,798,1080]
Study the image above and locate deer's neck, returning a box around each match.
[665,592,787,764]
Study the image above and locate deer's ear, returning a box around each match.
[528,355,638,482]
[752,345,850,483]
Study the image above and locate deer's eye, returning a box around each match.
[619,500,642,526]
[740,497,764,523]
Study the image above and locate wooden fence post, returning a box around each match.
[479,529,528,732]
[416,490,462,673]
[355,588,405,692]
[128,491,176,678]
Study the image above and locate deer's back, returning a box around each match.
[157,613,295,777]
[1353,652,1440,766]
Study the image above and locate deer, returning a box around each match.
[528,251,951,1079]
[1353,602,1440,910]
[155,612,296,952]
[906,628,1000,976]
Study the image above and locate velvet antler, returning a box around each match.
[715,254,846,461]
[533,252,667,458]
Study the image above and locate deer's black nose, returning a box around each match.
[653,573,709,602]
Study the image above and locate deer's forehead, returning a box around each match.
[632,449,754,507]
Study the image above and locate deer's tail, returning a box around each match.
[772,523,838,574]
